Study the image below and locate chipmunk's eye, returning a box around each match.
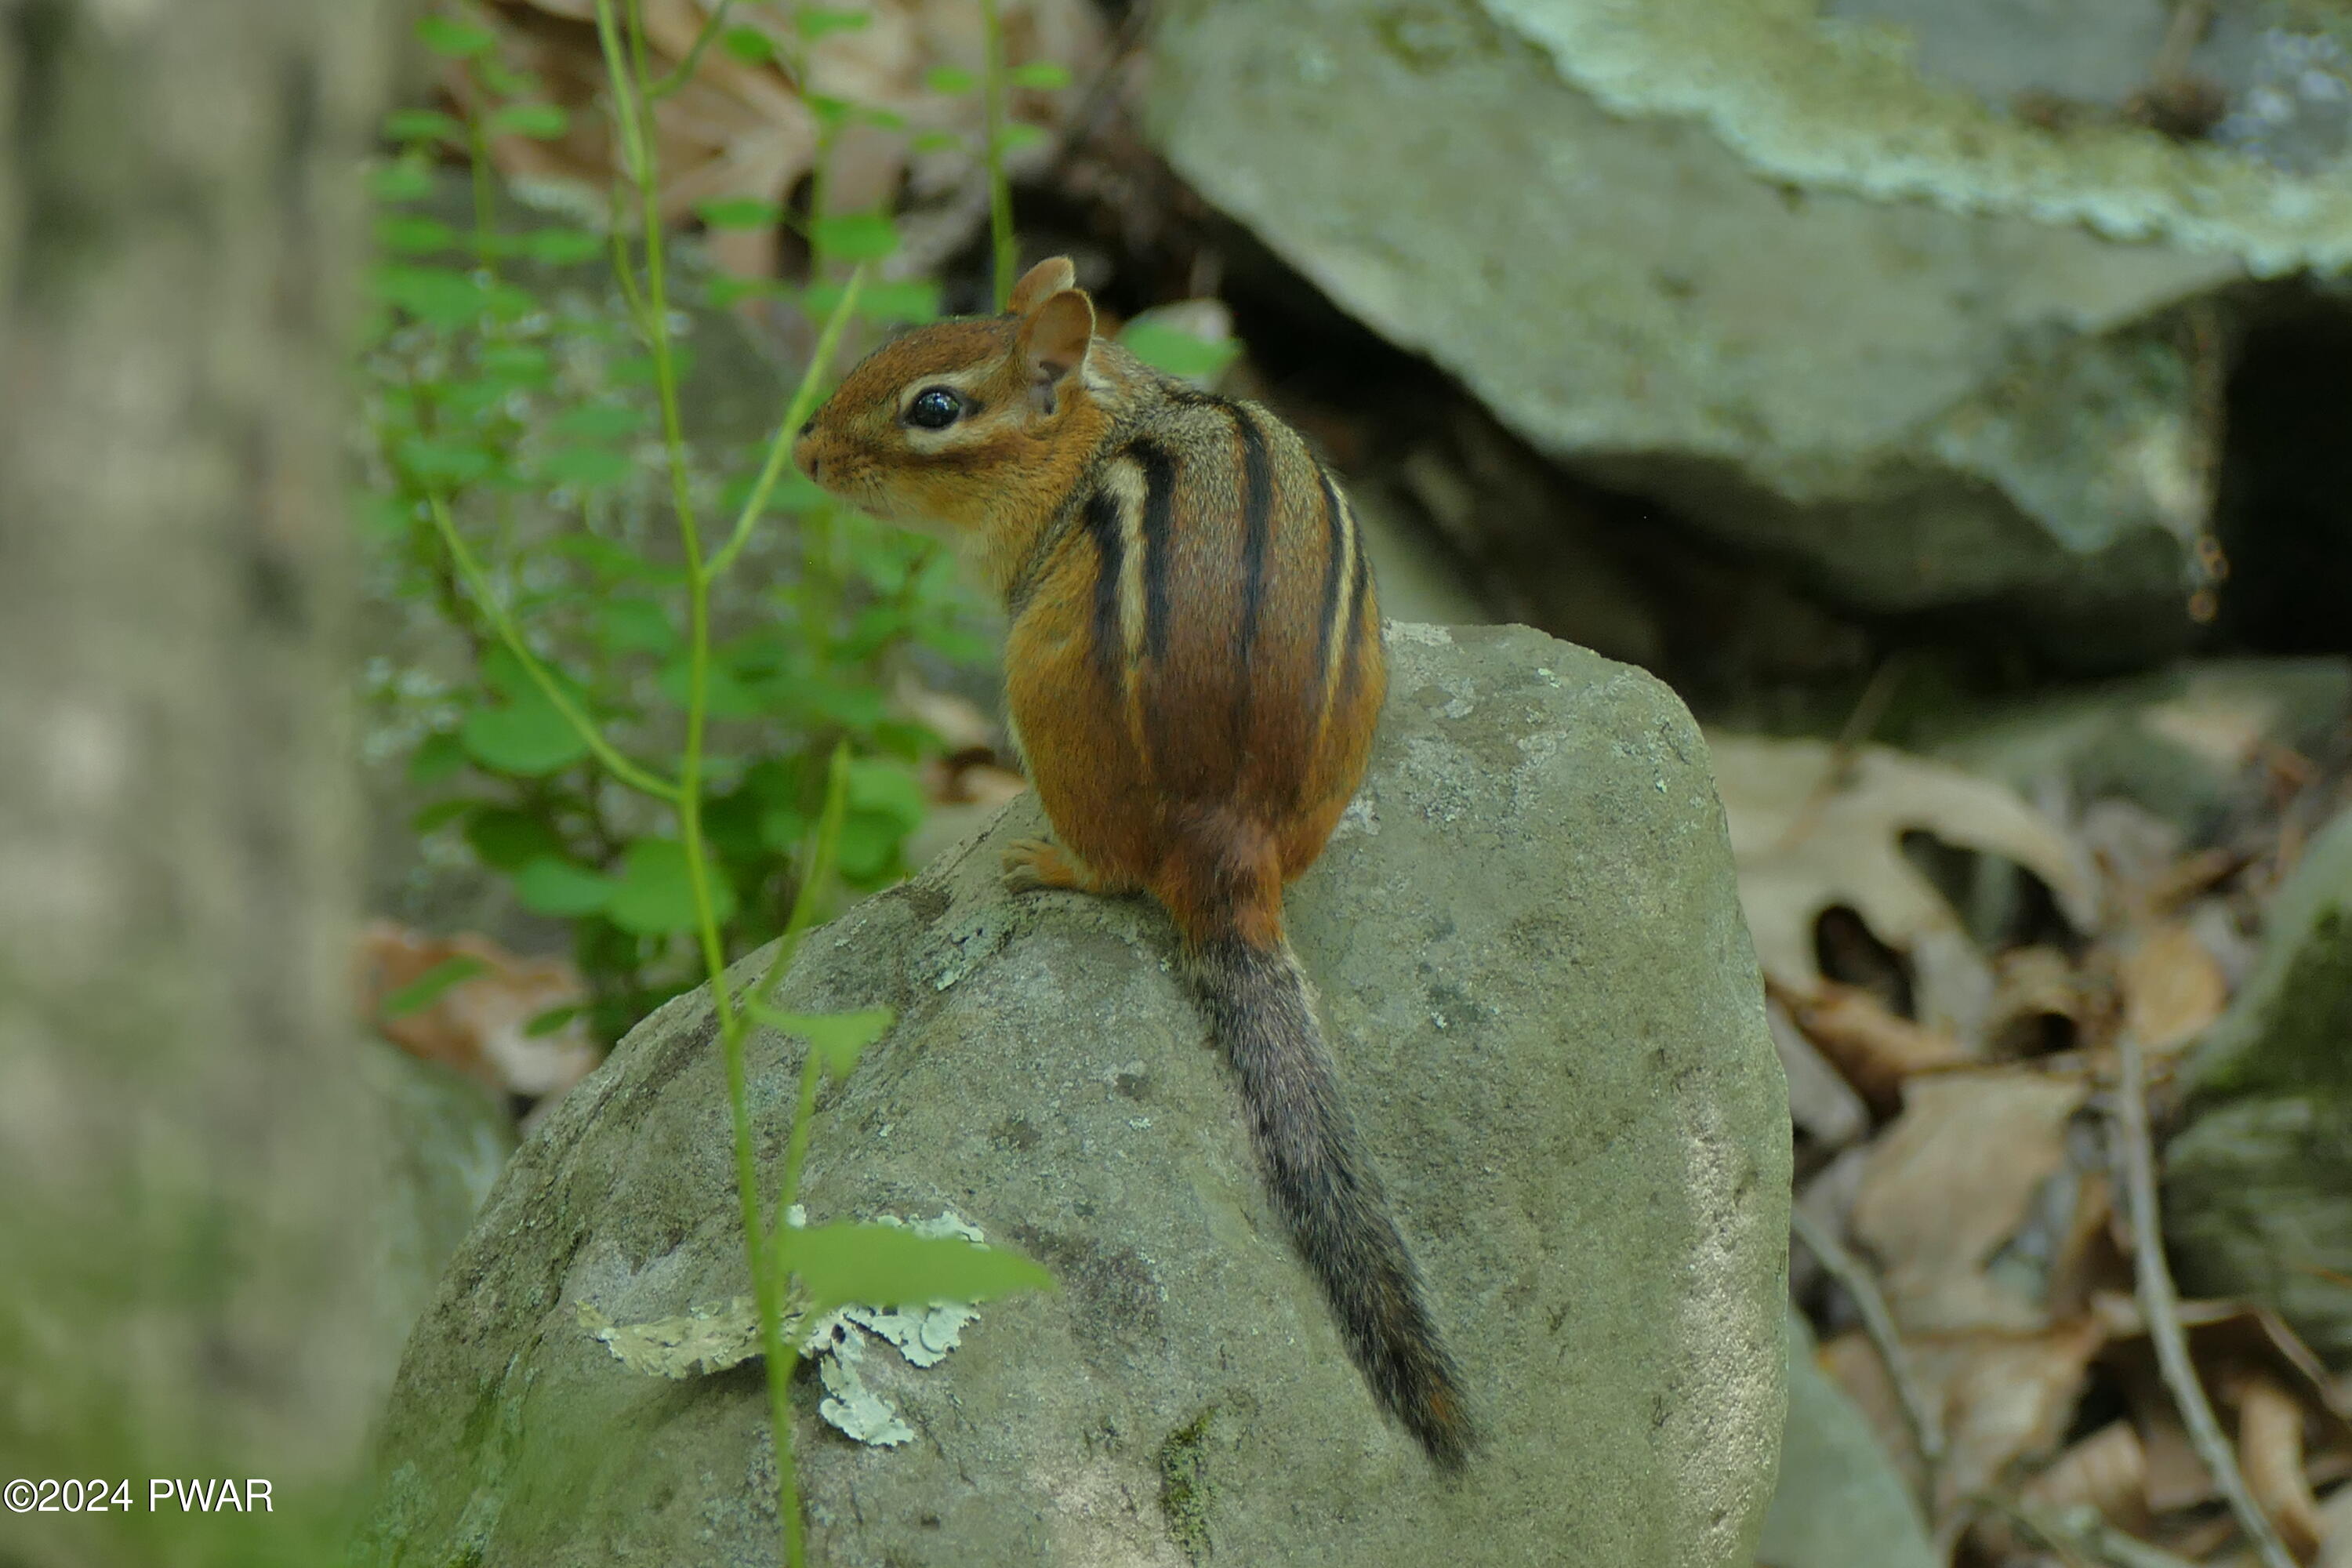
[904,387,965,430]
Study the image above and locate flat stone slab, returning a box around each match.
[361,622,1791,1566]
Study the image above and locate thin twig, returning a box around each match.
[2111,1033,2299,1568]
[1775,654,1908,852]
[1986,1493,2201,1568]
[1791,1204,1947,1503]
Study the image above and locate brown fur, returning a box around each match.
[794,259,1472,1467]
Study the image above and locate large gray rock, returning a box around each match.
[359,623,1791,1566]
[1143,0,2352,661]
[2169,806,2352,1364]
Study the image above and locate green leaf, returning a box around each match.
[812,212,898,262]
[378,214,458,256]
[408,731,469,787]
[720,24,775,64]
[521,227,604,266]
[695,198,782,231]
[597,597,676,654]
[782,1221,1052,1314]
[408,797,479,834]
[1007,60,1073,89]
[378,955,490,1019]
[846,760,926,828]
[854,278,941,324]
[513,857,617,916]
[833,811,902,881]
[758,803,808,854]
[375,263,490,327]
[909,129,963,154]
[706,274,788,310]
[605,837,736,935]
[1000,122,1047,153]
[1117,319,1242,383]
[794,5,870,38]
[477,341,553,388]
[550,401,646,441]
[476,56,539,98]
[546,535,686,585]
[856,105,907,132]
[753,1006,894,1082]
[489,102,569,140]
[481,644,586,706]
[416,14,496,56]
[523,1003,586,1038]
[463,806,568,872]
[537,446,637,490]
[371,158,436,203]
[662,652,770,718]
[924,65,975,93]
[384,108,466,144]
[395,437,494,486]
[461,690,592,775]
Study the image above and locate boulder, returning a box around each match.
[2168,806,2352,1364]
[1143,0,2352,662]
[359,623,1791,1566]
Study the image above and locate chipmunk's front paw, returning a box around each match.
[1002,837,1082,894]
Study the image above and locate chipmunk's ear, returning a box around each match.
[1008,256,1077,315]
[1016,284,1095,413]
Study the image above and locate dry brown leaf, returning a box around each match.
[1985,944,2088,1058]
[1708,734,2096,1044]
[1769,996,1870,1149]
[2119,921,2230,1057]
[1773,976,1972,1113]
[2021,1419,2154,1538]
[1917,1319,2109,1518]
[356,920,598,1105]
[2236,1370,2325,1563]
[456,0,1109,284]
[1850,1069,2091,1332]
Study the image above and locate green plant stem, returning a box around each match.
[600,3,814,1560]
[646,0,735,100]
[705,265,866,583]
[466,93,500,278]
[978,0,1017,308]
[425,492,680,800]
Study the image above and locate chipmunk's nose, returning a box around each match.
[792,423,822,482]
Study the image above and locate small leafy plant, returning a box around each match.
[361,4,1057,1562]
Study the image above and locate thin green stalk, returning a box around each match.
[705,266,866,583]
[646,0,735,100]
[978,0,1017,309]
[596,5,822,1561]
[466,98,500,279]
[424,492,680,801]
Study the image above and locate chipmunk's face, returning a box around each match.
[793,257,1102,535]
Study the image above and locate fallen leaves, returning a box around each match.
[1719,724,2352,1566]
[1710,734,2096,1041]
[358,920,600,1113]
[445,0,1109,286]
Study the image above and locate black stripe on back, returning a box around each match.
[1313,466,1348,704]
[1231,406,1275,736]
[1078,482,1127,691]
[1130,439,1179,663]
[1338,485,1372,708]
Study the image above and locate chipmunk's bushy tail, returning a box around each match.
[1182,931,1476,1470]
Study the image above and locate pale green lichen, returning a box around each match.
[1480,0,2352,274]
[577,1210,993,1448]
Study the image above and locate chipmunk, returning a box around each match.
[793,258,1474,1468]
